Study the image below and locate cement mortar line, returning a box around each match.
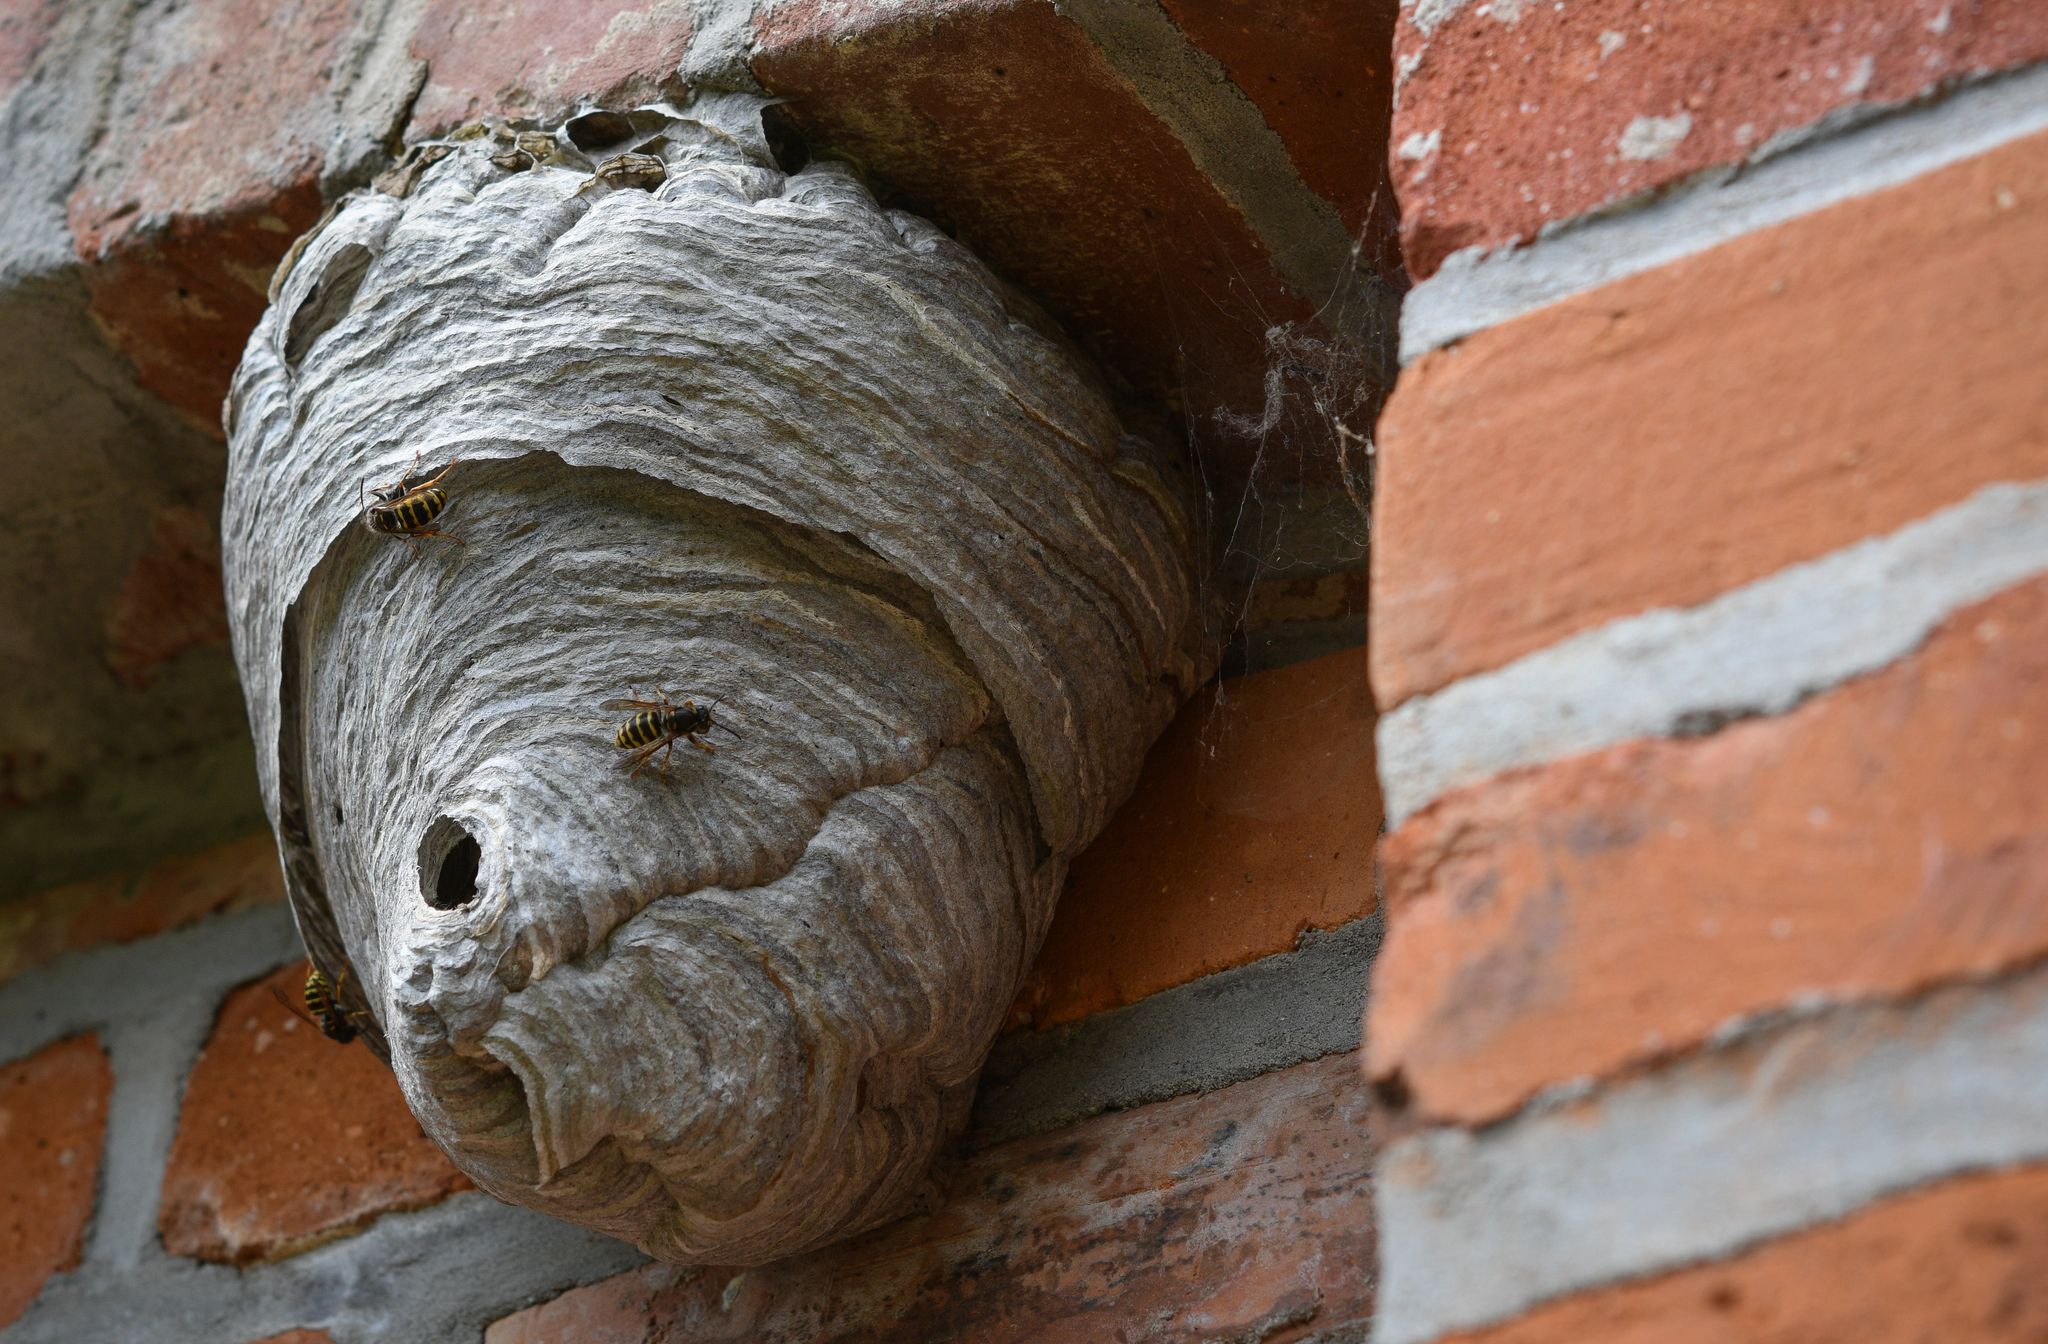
[1372,960,2048,1344]
[1,897,1380,1340]
[683,0,765,92]
[974,913,1380,1141]
[1380,478,2048,827]
[1399,60,2048,364]
[0,902,306,1066]
[1058,0,1399,357]
[4,1192,648,1344]
[81,1003,223,1273]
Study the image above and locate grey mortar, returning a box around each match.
[1380,479,2048,825]
[683,0,767,93]
[5,1193,647,1344]
[973,914,1380,1142]
[1,899,1380,1340]
[1399,60,2048,362]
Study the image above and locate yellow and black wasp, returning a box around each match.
[361,452,463,551]
[270,963,367,1044]
[602,686,741,779]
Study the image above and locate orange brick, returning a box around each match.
[753,0,1325,487]
[488,1051,1374,1344]
[159,964,470,1265]
[1372,574,2048,1126]
[0,833,282,989]
[103,505,230,691]
[1160,0,1399,249]
[0,1035,111,1330]
[1010,647,1377,1030]
[1392,0,2048,278]
[1444,1164,2048,1344]
[1372,130,2048,708]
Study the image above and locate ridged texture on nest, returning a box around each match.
[222,96,1208,1264]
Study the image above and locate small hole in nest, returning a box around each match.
[565,110,635,151]
[421,817,483,909]
[762,104,809,174]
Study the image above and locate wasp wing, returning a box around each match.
[600,697,665,713]
[269,983,320,1030]
[619,738,668,776]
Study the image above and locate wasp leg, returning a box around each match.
[658,737,676,777]
[410,456,461,493]
[622,739,664,778]
[689,735,718,756]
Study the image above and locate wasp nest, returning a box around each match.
[222,96,1208,1264]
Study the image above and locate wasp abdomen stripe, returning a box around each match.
[617,711,663,749]
[394,487,446,530]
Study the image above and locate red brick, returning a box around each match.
[488,1051,1374,1343]
[1444,1164,2048,1344]
[0,1035,111,1330]
[1161,0,1400,252]
[159,963,469,1264]
[1372,574,2048,1127]
[103,506,231,690]
[753,0,1326,486]
[1010,647,1377,1029]
[0,833,283,989]
[407,0,693,135]
[0,0,63,99]
[1392,0,2048,278]
[67,0,359,429]
[1373,129,2048,707]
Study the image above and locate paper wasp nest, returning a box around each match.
[221,96,1208,1264]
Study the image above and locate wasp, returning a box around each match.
[602,687,741,778]
[270,963,368,1044]
[362,452,463,551]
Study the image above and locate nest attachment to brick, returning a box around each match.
[222,94,1210,1264]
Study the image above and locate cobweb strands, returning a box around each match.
[219,95,1211,1264]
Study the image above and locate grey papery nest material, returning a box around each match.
[221,96,1211,1264]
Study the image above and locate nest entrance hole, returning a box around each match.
[421,817,483,910]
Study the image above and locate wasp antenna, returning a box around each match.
[715,721,744,741]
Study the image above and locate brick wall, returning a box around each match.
[3,0,2043,1340]
[1368,3,2048,1339]
[2,2,1386,1328]
[0,646,1379,1342]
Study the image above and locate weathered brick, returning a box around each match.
[159,963,469,1265]
[752,0,1324,485]
[0,1035,111,1330]
[104,505,231,690]
[1373,129,2048,707]
[0,833,282,989]
[1160,0,1399,247]
[1373,574,2048,1126]
[66,0,359,428]
[1009,646,1377,1030]
[1392,0,2048,278]
[488,1051,1374,1343]
[1443,1164,2048,1344]
[407,0,693,135]
[0,0,63,100]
